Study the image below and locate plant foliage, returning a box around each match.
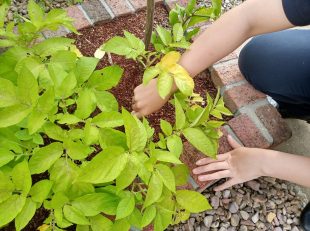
[0,0,231,231]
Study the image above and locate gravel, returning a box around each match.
[4,0,79,24]
[197,0,245,12]
[168,177,308,230]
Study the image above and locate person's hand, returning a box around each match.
[193,135,268,191]
[132,78,176,118]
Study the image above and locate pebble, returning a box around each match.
[267,212,276,223]
[230,214,240,227]
[245,180,260,191]
[228,202,239,214]
[211,196,220,209]
[223,190,231,198]
[203,216,213,228]
[240,211,250,220]
[251,212,259,224]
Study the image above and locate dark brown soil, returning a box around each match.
[1,4,224,231]
[68,3,220,135]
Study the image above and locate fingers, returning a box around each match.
[193,161,229,174]
[196,153,229,165]
[214,179,236,191]
[131,111,143,119]
[198,170,232,182]
[227,135,242,149]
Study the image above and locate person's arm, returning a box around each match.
[193,135,310,191]
[132,0,294,117]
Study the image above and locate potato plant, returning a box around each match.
[0,0,231,231]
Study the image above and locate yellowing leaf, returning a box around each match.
[37,224,50,231]
[158,51,181,70]
[170,64,194,96]
[94,48,105,59]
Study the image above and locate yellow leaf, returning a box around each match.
[158,51,181,70]
[94,48,106,59]
[171,64,194,96]
[71,46,83,57]
[37,224,50,231]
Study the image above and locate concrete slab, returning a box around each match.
[274,119,310,199]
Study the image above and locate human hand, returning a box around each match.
[193,135,268,191]
[132,78,177,118]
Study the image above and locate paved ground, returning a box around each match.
[274,119,310,200]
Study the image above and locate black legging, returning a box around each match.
[238,29,310,119]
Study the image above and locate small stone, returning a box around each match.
[231,214,240,227]
[251,212,259,224]
[223,190,231,198]
[211,221,219,228]
[274,227,283,231]
[229,202,239,214]
[267,212,276,223]
[252,194,267,203]
[245,180,260,191]
[211,196,220,209]
[291,226,299,231]
[203,216,213,228]
[287,218,293,225]
[239,225,248,231]
[240,211,250,220]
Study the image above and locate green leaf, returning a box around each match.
[90,215,113,231]
[29,180,53,203]
[29,142,63,174]
[116,192,135,220]
[173,23,184,42]
[56,71,77,99]
[83,120,99,145]
[95,91,118,112]
[157,72,173,99]
[172,164,189,186]
[99,128,127,149]
[186,0,196,14]
[187,15,209,27]
[12,161,31,195]
[0,171,14,204]
[127,208,142,229]
[111,219,130,231]
[154,149,182,164]
[116,156,139,191]
[43,123,67,141]
[124,31,145,54]
[64,139,93,160]
[50,192,69,209]
[160,120,172,136]
[156,164,175,192]
[0,195,26,227]
[92,111,123,128]
[15,198,36,231]
[51,50,77,71]
[143,67,160,85]
[156,26,172,46]
[0,78,18,108]
[174,96,185,130]
[75,89,96,119]
[0,104,32,128]
[76,225,90,231]
[58,114,81,125]
[75,57,99,84]
[169,10,179,26]
[176,190,211,213]
[67,182,94,200]
[88,65,123,91]
[28,88,55,134]
[0,148,14,167]
[27,0,43,27]
[17,66,38,106]
[183,127,216,158]
[103,36,132,56]
[144,173,163,208]
[154,207,173,231]
[122,108,147,152]
[141,205,156,227]
[72,193,119,216]
[167,135,183,158]
[63,205,90,225]
[78,147,128,184]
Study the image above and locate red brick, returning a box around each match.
[105,0,132,16]
[218,127,234,154]
[256,105,292,146]
[180,142,211,190]
[224,83,266,113]
[164,0,188,11]
[228,114,271,148]
[210,62,244,88]
[215,51,238,65]
[129,0,147,9]
[66,6,91,30]
[81,0,111,24]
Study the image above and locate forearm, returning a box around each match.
[179,0,293,77]
[261,150,310,187]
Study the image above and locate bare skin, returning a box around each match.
[132,0,310,190]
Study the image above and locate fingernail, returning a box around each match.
[192,169,197,174]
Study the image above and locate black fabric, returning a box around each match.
[282,0,310,26]
[301,202,310,231]
[238,29,310,119]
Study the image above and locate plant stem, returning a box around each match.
[144,0,155,50]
